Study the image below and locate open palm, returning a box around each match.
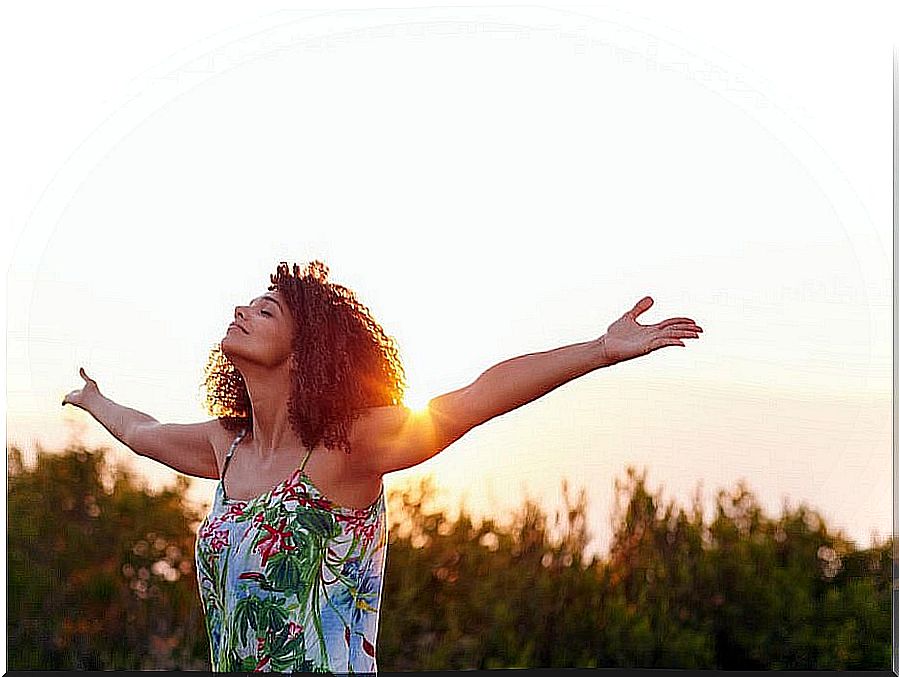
[600,296,703,363]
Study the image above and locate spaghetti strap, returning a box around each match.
[299,446,314,474]
[220,428,248,492]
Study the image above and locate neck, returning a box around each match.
[239,363,297,457]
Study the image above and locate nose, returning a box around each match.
[234,306,247,321]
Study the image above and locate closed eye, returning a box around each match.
[261,310,272,317]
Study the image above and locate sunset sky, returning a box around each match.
[4,2,894,634]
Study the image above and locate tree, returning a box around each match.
[8,443,209,669]
[9,442,891,670]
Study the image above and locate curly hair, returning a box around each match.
[202,260,406,455]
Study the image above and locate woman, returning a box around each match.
[63,260,702,673]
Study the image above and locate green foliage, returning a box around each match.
[8,443,209,669]
[8,442,891,670]
[378,467,891,670]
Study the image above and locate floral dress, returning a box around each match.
[196,428,387,675]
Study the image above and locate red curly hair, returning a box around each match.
[202,260,406,455]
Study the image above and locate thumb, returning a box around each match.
[630,296,653,318]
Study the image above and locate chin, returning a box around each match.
[223,341,260,371]
[221,335,242,360]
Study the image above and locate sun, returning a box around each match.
[402,384,431,414]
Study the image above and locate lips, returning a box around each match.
[228,323,248,335]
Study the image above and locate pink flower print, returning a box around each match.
[253,654,271,672]
[290,482,333,510]
[335,513,377,547]
[279,484,303,503]
[295,493,332,511]
[287,620,303,637]
[363,523,377,547]
[335,511,365,527]
[199,517,222,541]
[254,518,295,566]
[349,522,366,541]
[270,470,301,498]
[222,502,245,520]
[256,636,266,653]
[209,529,230,553]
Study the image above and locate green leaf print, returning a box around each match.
[236,595,288,642]
[270,656,296,673]
[258,597,289,634]
[268,624,305,667]
[216,552,241,665]
[196,543,214,583]
[265,504,281,523]
[233,507,256,525]
[238,654,258,671]
[233,594,264,645]
[266,551,307,594]
[309,580,330,668]
[300,533,332,670]
[299,509,339,539]
[293,532,318,572]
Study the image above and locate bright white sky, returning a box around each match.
[2,2,896,664]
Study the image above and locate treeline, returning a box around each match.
[7,442,891,670]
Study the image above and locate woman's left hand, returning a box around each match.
[597,296,703,364]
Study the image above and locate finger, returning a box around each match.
[648,338,685,352]
[629,296,653,319]
[79,367,93,384]
[657,322,701,334]
[656,318,699,330]
[667,329,700,339]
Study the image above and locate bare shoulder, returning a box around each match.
[348,390,476,476]
[348,404,418,446]
[347,405,414,471]
[351,404,414,431]
[203,419,246,476]
[126,417,236,480]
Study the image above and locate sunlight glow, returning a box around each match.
[402,384,431,414]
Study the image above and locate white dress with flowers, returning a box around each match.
[196,428,387,674]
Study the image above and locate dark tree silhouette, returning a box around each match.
[8,443,208,669]
[7,443,891,670]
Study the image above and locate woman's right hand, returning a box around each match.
[63,367,101,411]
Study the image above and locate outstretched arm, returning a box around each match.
[351,296,703,475]
[464,337,607,426]
[63,368,221,479]
[470,296,702,422]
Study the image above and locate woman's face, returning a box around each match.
[222,289,294,368]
